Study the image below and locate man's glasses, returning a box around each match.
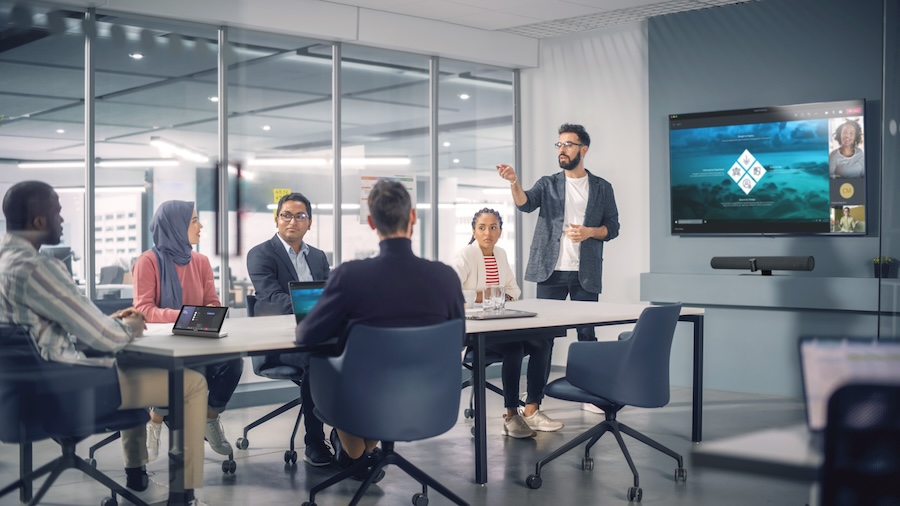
[554,141,584,149]
[278,212,309,222]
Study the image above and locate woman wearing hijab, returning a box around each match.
[132,200,241,462]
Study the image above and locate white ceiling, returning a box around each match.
[320,0,753,37]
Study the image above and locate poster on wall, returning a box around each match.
[359,173,416,224]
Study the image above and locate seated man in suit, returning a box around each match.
[246,192,332,467]
[293,180,465,480]
[0,181,209,501]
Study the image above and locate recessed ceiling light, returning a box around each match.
[208,96,219,103]
[458,93,470,100]
[128,53,143,60]
[261,125,271,131]
[452,158,460,164]
[56,129,65,134]
[442,141,451,147]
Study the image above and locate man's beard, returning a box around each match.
[559,151,581,171]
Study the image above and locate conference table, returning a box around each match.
[124,299,705,500]
[690,424,820,482]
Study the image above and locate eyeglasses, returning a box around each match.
[554,141,584,149]
[278,212,309,222]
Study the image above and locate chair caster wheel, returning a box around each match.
[222,458,236,473]
[470,426,476,436]
[675,467,687,482]
[412,492,429,506]
[582,457,593,470]
[627,486,642,502]
[236,437,249,450]
[100,497,117,506]
[86,457,97,468]
[526,474,542,489]
[463,408,474,419]
[284,450,298,463]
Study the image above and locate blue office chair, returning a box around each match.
[526,304,686,502]
[460,348,524,420]
[820,383,900,505]
[234,294,306,464]
[302,320,470,506]
[0,323,151,506]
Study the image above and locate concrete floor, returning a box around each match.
[0,383,812,506]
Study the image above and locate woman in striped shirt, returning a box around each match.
[451,208,563,439]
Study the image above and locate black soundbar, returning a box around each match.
[710,256,815,275]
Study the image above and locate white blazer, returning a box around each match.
[451,242,521,301]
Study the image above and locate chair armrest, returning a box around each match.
[618,331,633,341]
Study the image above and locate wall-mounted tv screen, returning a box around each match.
[669,99,866,235]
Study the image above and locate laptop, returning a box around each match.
[290,281,326,324]
[172,305,229,338]
[798,337,900,444]
[465,308,537,321]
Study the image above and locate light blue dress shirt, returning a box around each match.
[276,234,313,281]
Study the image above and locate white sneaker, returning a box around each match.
[204,417,233,456]
[146,421,162,462]
[502,413,536,439]
[583,402,605,414]
[520,409,565,432]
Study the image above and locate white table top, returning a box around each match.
[125,300,703,358]
[691,424,821,482]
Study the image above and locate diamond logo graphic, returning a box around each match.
[729,149,765,194]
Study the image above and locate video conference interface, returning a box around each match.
[175,306,227,331]
[669,99,866,235]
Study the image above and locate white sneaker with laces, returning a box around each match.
[582,402,605,414]
[146,420,162,462]
[502,413,536,438]
[521,409,565,432]
[204,416,233,456]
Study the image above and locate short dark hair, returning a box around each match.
[276,192,312,218]
[368,180,410,236]
[833,120,862,146]
[559,123,591,147]
[2,180,55,231]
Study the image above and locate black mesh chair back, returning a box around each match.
[820,383,900,506]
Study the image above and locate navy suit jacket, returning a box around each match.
[247,234,330,316]
[296,238,466,347]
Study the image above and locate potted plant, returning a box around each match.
[873,256,893,278]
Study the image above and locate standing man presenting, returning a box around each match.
[496,123,620,343]
[247,192,332,467]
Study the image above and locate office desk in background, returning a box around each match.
[691,424,821,482]
[466,299,705,484]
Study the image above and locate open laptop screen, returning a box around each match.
[290,281,326,324]
[799,338,900,432]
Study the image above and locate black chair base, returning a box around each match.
[302,441,469,506]
[236,380,303,465]
[0,436,151,506]
[526,410,686,501]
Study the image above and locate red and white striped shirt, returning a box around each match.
[483,256,499,286]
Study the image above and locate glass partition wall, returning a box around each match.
[0,1,519,317]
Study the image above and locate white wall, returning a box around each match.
[519,22,651,365]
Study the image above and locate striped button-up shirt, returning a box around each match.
[0,234,135,367]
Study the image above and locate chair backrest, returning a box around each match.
[99,265,125,284]
[567,303,682,408]
[0,323,123,443]
[309,320,464,442]
[820,383,900,505]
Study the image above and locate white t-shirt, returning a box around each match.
[554,174,590,271]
